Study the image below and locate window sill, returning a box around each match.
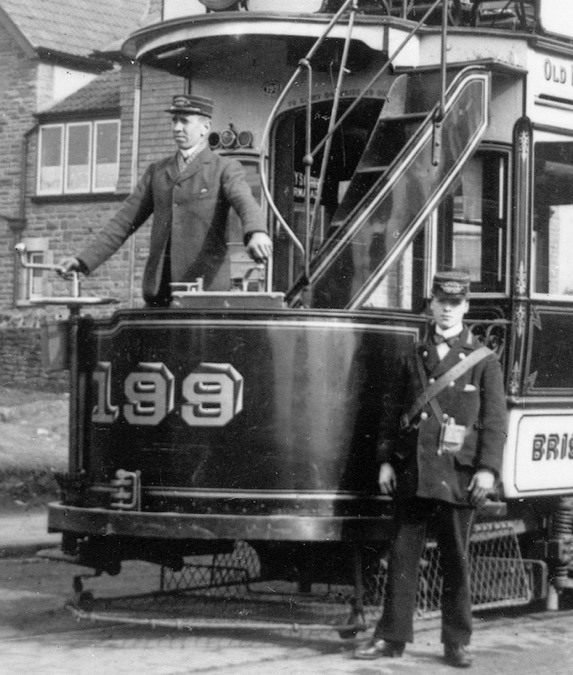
[14,299,45,309]
[32,192,129,204]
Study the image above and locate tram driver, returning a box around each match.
[354,269,507,668]
[58,94,272,306]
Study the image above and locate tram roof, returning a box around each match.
[122,11,573,73]
[122,12,413,64]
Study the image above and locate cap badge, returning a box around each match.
[440,281,465,294]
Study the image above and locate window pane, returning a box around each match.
[94,121,119,191]
[452,158,483,280]
[363,150,507,309]
[539,0,573,40]
[39,126,63,194]
[227,160,261,240]
[533,140,573,297]
[29,252,44,297]
[227,159,264,288]
[363,240,416,310]
[66,124,91,193]
[438,151,507,294]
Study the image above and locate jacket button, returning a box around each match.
[449,380,455,387]
[459,353,466,359]
[420,411,428,421]
[423,351,428,358]
[429,377,435,384]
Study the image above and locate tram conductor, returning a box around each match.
[59,94,272,306]
[354,269,507,668]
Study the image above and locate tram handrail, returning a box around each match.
[259,0,446,275]
[14,241,78,294]
[14,242,117,306]
[309,0,445,162]
[309,5,357,267]
[259,0,356,259]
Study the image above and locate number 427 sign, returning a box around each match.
[91,361,244,427]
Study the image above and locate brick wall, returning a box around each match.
[1,21,185,387]
[108,64,184,308]
[36,63,185,312]
[0,21,39,308]
[9,67,183,313]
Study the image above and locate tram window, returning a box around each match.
[273,99,384,291]
[227,158,262,245]
[363,237,421,311]
[532,140,573,298]
[355,149,508,310]
[226,157,265,287]
[437,151,508,295]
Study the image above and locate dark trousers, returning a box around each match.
[376,499,475,646]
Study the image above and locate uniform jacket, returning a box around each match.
[78,147,266,305]
[377,325,507,505]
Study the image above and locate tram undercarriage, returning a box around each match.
[43,509,544,634]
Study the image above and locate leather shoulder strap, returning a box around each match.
[400,345,492,430]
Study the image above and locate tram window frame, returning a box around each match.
[220,152,268,288]
[359,148,511,311]
[433,148,510,299]
[531,132,573,301]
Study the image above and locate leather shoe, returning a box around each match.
[444,644,473,668]
[353,638,405,660]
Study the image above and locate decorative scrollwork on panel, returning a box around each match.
[514,303,526,338]
[524,370,538,393]
[469,322,506,358]
[518,129,530,160]
[530,305,542,331]
[515,260,527,296]
[508,361,521,395]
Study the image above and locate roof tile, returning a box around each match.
[41,68,121,116]
[0,0,150,59]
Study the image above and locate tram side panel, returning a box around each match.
[54,309,422,550]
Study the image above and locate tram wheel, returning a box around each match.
[336,608,366,639]
[337,626,359,639]
[76,591,95,611]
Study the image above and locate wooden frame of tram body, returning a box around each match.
[43,2,573,601]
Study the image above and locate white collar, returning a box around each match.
[179,138,207,159]
[435,324,463,340]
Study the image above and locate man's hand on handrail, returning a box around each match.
[57,257,83,279]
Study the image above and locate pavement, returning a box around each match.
[0,507,60,558]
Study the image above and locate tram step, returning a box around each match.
[287,67,491,309]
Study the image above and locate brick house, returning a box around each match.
[0,0,188,389]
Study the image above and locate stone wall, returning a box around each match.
[0,312,68,392]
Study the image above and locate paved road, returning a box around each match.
[2,555,573,675]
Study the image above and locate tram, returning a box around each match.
[21,0,573,626]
